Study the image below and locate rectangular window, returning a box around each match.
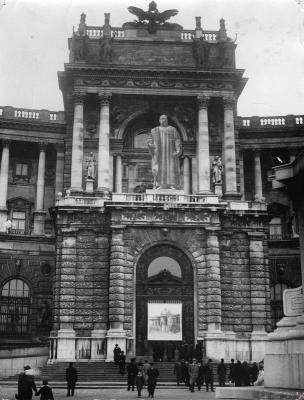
[12,211,26,232]
[15,163,28,177]
[269,217,283,240]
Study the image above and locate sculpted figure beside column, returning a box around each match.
[147,114,182,190]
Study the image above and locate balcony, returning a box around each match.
[0,106,65,124]
[238,114,304,129]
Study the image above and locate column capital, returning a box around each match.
[197,95,210,109]
[2,139,11,148]
[223,96,235,109]
[98,92,112,106]
[38,142,48,152]
[73,91,86,105]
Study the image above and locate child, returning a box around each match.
[136,370,145,397]
[35,379,54,400]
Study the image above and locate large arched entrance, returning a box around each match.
[136,244,194,358]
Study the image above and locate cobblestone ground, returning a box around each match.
[0,386,217,400]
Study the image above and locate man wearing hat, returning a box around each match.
[17,365,37,400]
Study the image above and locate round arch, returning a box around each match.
[135,243,195,358]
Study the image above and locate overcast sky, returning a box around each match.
[0,0,304,116]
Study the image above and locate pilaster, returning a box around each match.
[197,95,211,194]
[97,92,111,195]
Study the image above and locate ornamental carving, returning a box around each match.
[111,102,149,129]
[99,37,113,63]
[173,105,196,141]
[192,37,210,67]
[119,209,212,224]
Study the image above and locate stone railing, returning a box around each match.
[0,106,65,123]
[239,115,304,129]
[86,26,218,41]
[111,192,220,204]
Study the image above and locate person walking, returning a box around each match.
[242,361,251,386]
[234,360,243,387]
[228,358,236,385]
[17,365,37,400]
[127,358,138,391]
[197,360,205,391]
[113,344,121,365]
[35,379,54,400]
[143,360,151,385]
[188,358,200,392]
[217,359,227,387]
[250,362,259,385]
[136,370,145,397]
[147,363,159,398]
[119,351,126,375]
[65,362,78,397]
[173,360,182,386]
[205,359,214,392]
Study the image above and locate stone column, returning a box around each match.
[115,155,123,193]
[0,140,10,232]
[55,231,77,361]
[249,233,268,331]
[55,144,64,198]
[254,150,263,201]
[183,156,190,194]
[197,95,210,193]
[97,93,111,195]
[239,150,245,200]
[223,97,238,196]
[191,158,198,194]
[106,225,126,360]
[205,229,222,331]
[33,142,47,235]
[70,92,85,192]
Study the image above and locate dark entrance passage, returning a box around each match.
[136,245,194,357]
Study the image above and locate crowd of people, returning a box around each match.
[173,357,265,392]
[15,354,264,400]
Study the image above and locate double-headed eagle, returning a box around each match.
[128,1,178,33]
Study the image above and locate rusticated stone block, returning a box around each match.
[109,286,124,294]
[109,273,125,280]
[109,293,124,301]
[109,299,124,308]
[109,313,124,322]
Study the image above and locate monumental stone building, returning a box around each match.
[0,3,302,364]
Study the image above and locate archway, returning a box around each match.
[136,244,194,358]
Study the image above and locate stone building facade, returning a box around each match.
[0,6,302,363]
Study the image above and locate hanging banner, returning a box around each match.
[147,302,182,341]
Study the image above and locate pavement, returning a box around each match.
[0,386,217,400]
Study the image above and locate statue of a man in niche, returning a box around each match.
[212,156,223,184]
[85,152,96,180]
[147,114,182,189]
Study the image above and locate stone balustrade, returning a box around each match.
[239,114,304,128]
[85,26,218,42]
[0,106,65,123]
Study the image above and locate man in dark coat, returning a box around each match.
[173,361,182,386]
[119,351,126,374]
[127,358,138,391]
[65,362,78,396]
[228,358,236,384]
[147,363,159,398]
[234,360,243,387]
[17,366,37,400]
[205,359,214,392]
[113,344,121,365]
[217,358,227,386]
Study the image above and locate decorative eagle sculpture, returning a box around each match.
[127,1,179,33]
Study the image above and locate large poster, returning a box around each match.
[148,302,182,341]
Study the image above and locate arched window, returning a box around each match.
[148,256,182,278]
[0,279,31,336]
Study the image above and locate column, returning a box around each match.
[223,97,238,196]
[115,155,122,193]
[205,229,222,331]
[197,95,210,193]
[106,225,126,360]
[183,156,190,194]
[97,93,111,194]
[33,142,47,235]
[239,150,245,200]
[70,92,85,192]
[0,140,10,232]
[55,144,64,197]
[254,150,263,201]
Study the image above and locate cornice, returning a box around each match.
[0,119,66,134]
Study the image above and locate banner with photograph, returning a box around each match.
[147,302,182,341]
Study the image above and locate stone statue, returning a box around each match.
[99,36,113,62]
[147,115,182,190]
[85,152,96,180]
[212,156,223,184]
[192,37,210,66]
[127,1,179,33]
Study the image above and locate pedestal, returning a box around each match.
[33,211,46,235]
[106,329,127,362]
[91,329,107,360]
[56,329,76,361]
[0,208,8,232]
[85,178,94,193]
[214,183,223,196]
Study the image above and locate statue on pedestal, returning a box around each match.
[147,115,182,189]
[212,156,223,184]
[85,152,96,180]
